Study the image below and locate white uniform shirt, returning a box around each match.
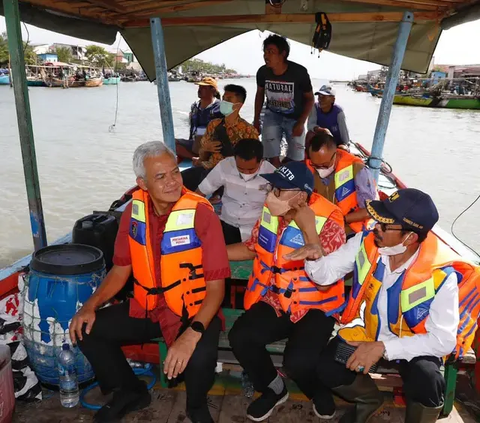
[305,232,459,361]
[198,157,276,241]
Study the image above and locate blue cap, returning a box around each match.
[260,161,314,195]
[366,188,439,232]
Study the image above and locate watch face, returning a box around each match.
[191,322,205,334]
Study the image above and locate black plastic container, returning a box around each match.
[72,213,118,271]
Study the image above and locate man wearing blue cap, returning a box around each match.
[285,188,477,423]
[307,85,350,147]
[227,161,346,421]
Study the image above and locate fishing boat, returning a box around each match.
[393,93,480,109]
[0,74,10,85]
[84,77,103,87]
[103,75,121,85]
[2,0,480,421]
[26,77,45,86]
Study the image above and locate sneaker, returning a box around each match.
[187,403,214,423]
[94,385,151,423]
[313,402,336,420]
[246,386,289,422]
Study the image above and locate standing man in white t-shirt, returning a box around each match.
[197,138,276,245]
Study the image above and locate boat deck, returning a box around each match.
[13,369,476,423]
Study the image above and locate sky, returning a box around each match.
[1,17,479,80]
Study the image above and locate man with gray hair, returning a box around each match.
[70,141,230,423]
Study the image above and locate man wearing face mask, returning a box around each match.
[227,161,346,422]
[306,131,376,235]
[285,188,480,423]
[197,138,276,245]
[181,84,259,192]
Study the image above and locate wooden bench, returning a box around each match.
[156,260,473,417]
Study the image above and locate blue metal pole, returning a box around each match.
[4,0,48,251]
[369,11,414,182]
[150,17,176,153]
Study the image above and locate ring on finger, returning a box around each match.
[356,365,365,372]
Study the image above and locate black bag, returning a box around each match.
[212,119,235,157]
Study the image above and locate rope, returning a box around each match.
[108,35,122,133]
[451,193,480,258]
[80,364,157,410]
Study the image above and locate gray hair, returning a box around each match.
[133,141,176,179]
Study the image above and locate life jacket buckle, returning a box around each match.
[180,262,204,280]
[271,265,283,274]
[284,288,293,299]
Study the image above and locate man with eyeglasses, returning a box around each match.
[226,161,346,421]
[306,131,377,235]
[285,188,480,423]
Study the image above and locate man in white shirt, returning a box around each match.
[284,188,470,423]
[197,138,276,245]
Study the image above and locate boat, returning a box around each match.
[3,0,480,421]
[84,77,104,87]
[393,93,480,109]
[0,74,10,85]
[103,76,121,85]
[26,77,45,87]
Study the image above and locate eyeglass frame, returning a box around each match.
[308,151,337,170]
[263,183,301,198]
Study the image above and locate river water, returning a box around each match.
[1,78,479,268]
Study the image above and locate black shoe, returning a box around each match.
[186,403,214,423]
[94,385,151,423]
[246,386,289,422]
[313,399,336,420]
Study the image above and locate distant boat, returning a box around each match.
[393,94,480,110]
[85,77,103,87]
[0,74,10,85]
[27,77,46,87]
[103,76,121,85]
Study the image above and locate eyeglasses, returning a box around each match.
[377,222,404,232]
[263,184,300,198]
[308,152,336,170]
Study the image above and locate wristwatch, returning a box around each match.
[190,321,205,335]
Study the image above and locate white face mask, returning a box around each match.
[240,172,257,182]
[378,233,413,256]
[316,163,335,178]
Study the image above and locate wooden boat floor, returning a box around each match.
[13,369,475,423]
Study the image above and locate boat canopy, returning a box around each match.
[1,0,479,80]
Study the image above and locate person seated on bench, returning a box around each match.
[286,188,480,423]
[70,141,230,423]
[175,77,222,161]
[305,131,377,236]
[227,161,346,422]
[196,138,276,245]
[181,84,259,193]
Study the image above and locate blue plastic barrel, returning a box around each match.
[23,244,105,386]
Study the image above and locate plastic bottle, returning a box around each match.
[58,343,79,407]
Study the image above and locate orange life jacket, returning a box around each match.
[245,193,346,316]
[339,231,480,360]
[307,149,375,233]
[128,188,213,318]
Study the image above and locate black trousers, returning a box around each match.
[229,301,335,398]
[317,336,446,407]
[181,166,211,192]
[221,220,242,245]
[77,301,221,409]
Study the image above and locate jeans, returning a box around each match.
[77,301,221,409]
[262,109,305,161]
[228,301,334,398]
